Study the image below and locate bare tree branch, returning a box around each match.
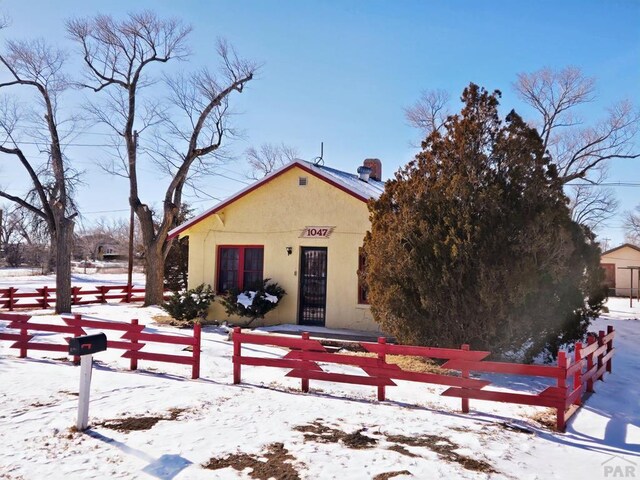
[245,142,298,180]
[625,205,640,245]
[70,12,258,304]
[405,89,451,137]
[0,38,78,312]
[511,67,639,229]
[513,67,639,184]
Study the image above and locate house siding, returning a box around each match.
[601,245,640,297]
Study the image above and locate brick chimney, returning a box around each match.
[363,158,382,181]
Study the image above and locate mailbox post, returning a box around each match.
[68,333,107,431]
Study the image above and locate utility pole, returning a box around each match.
[126,131,138,301]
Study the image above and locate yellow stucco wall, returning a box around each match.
[601,246,640,297]
[180,166,380,332]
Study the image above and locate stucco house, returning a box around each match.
[168,158,385,332]
[600,243,640,297]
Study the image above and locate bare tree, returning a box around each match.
[0,205,30,266]
[514,67,639,230]
[514,67,639,183]
[67,12,257,305]
[567,166,619,229]
[0,39,78,312]
[406,68,639,231]
[245,142,298,180]
[625,205,640,245]
[404,89,451,137]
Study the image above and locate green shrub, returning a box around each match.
[162,283,214,324]
[219,278,285,326]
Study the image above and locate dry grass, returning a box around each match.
[386,354,454,376]
[340,351,454,376]
[373,471,412,480]
[151,314,219,327]
[529,408,558,431]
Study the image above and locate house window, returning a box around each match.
[358,249,369,305]
[218,246,264,292]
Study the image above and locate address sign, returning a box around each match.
[300,226,335,238]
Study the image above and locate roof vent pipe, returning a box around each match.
[357,165,372,182]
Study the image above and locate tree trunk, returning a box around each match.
[144,243,166,306]
[55,217,74,313]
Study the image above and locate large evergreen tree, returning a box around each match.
[363,84,605,360]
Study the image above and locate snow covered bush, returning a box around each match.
[162,283,215,325]
[219,278,286,326]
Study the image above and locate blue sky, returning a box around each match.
[0,0,639,245]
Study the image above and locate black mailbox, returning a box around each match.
[69,333,107,356]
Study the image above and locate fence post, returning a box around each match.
[42,286,49,309]
[606,326,613,374]
[573,342,582,405]
[301,332,310,393]
[597,330,605,382]
[192,322,201,380]
[71,287,80,306]
[18,317,28,358]
[99,286,107,304]
[8,287,14,311]
[126,284,132,303]
[556,351,568,431]
[377,337,386,401]
[233,327,241,384]
[461,344,470,414]
[586,336,596,393]
[73,313,83,365]
[130,319,139,371]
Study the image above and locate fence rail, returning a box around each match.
[0,312,201,379]
[232,326,615,431]
[0,285,170,310]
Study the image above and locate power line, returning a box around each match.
[570,182,640,187]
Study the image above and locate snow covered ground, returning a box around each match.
[0,272,638,479]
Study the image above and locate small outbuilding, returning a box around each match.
[600,243,640,297]
[169,159,385,332]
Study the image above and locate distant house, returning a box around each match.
[96,244,125,261]
[601,243,640,297]
[169,158,385,331]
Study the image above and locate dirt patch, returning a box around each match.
[30,400,56,408]
[386,434,495,473]
[373,470,412,480]
[342,429,378,449]
[387,444,419,457]
[203,442,302,480]
[58,390,79,396]
[98,408,187,433]
[294,421,378,449]
[52,357,72,363]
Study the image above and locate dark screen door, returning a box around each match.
[299,247,328,326]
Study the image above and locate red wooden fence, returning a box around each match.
[0,312,201,379]
[0,285,171,311]
[232,326,615,431]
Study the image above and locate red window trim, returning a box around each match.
[216,245,264,293]
[358,248,369,305]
